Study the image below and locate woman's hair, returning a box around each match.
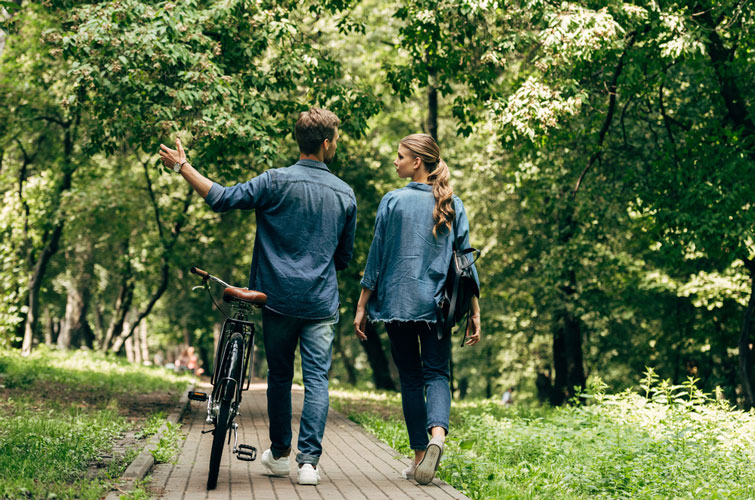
[399,133,455,237]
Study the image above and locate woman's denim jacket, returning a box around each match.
[360,182,479,323]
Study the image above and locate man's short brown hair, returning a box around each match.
[295,108,340,155]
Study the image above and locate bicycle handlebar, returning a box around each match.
[191,266,232,288]
[191,267,210,279]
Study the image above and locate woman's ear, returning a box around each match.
[413,157,422,170]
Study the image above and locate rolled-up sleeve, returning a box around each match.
[205,172,272,213]
[334,195,357,271]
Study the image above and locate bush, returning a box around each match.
[332,370,755,500]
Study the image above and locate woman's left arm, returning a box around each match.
[465,293,481,346]
[354,287,373,341]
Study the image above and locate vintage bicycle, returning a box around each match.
[186,266,266,490]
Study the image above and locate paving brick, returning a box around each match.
[148,383,471,500]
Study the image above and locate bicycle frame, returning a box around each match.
[206,300,256,425]
[188,266,262,489]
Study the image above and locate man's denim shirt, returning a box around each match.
[205,159,357,320]
[360,182,479,323]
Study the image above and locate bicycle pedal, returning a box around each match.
[187,391,208,402]
[236,444,257,461]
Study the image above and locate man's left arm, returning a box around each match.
[334,196,357,271]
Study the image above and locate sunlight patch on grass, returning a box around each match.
[0,346,195,393]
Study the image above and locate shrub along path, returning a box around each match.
[149,382,470,500]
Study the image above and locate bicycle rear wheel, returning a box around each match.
[207,335,242,490]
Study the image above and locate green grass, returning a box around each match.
[150,420,183,464]
[331,370,755,500]
[0,346,194,499]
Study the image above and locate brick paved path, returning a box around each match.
[149,383,471,500]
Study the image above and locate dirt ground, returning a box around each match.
[330,395,404,420]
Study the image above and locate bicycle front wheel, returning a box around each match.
[207,397,231,489]
[207,335,242,490]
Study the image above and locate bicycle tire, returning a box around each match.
[207,335,242,490]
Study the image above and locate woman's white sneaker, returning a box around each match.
[261,449,290,476]
[297,463,321,485]
[414,437,443,485]
[401,462,416,479]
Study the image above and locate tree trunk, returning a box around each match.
[550,204,586,406]
[360,321,397,391]
[0,18,5,58]
[125,335,135,363]
[458,378,469,399]
[131,325,141,364]
[334,322,358,385]
[551,295,585,406]
[699,14,755,408]
[21,119,77,355]
[739,259,755,409]
[43,307,54,345]
[92,306,105,346]
[101,279,134,351]
[139,321,149,365]
[427,80,438,141]
[100,239,133,351]
[123,313,134,362]
[183,326,191,347]
[58,245,94,350]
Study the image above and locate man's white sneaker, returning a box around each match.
[297,463,321,485]
[261,449,290,476]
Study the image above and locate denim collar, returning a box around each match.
[296,159,330,172]
[407,182,432,191]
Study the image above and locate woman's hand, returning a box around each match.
[464,314,481,346]
[159,136,187,169]
[354,306,368,341]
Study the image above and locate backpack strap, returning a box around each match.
[440,261,461,340]
[438,216,459,340]
[460,309,471,347]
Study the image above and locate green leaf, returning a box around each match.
[459,440,474,450]
[0,1,20,13]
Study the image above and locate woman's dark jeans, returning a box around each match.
[385,321,451,450]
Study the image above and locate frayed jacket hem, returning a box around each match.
[368,317,436,325]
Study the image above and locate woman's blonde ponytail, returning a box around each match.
[399,134,455,237]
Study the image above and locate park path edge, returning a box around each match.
[104,382,194,499]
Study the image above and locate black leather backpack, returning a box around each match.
[437,218,480,346]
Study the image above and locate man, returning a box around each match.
[159,108,356,486]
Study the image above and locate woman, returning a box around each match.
[354,133,481,485]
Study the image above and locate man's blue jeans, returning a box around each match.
[262,308,336,466]
[385,321,451,450]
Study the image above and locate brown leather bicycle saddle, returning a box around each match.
[223,287,267,305]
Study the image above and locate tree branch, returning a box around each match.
[697,9,755,138]
[34,115,67,127]
[659,76,681,168]
[111,188,195,352]
[142,159,165,240]
[573,29,641,195]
